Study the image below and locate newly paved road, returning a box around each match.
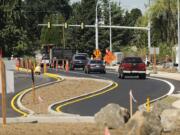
[51,69,178,116]
[0,71,56,117]
[1,69,179,117]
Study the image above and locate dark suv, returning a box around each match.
[118,56,146,79]
[84,59,106,74]
[70,54,88,70]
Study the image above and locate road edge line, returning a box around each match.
[11,73,64,117]
[138,77,175,111]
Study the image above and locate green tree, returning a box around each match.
[122,8,142,46]
[38,0,72,48]
[66,0,96,54]
[111,3,124,51]
[0,0,29,56]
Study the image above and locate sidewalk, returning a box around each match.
[149,70,180,81]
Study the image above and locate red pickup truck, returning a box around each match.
[118,57,146,79]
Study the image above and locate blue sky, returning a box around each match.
[71,0,149,12]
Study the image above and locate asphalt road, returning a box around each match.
[1,69,179,117]
[51,69,178,116]
[0,71,56,117]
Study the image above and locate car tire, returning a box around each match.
[118,72,121,78]
[143,74,146,79]
[102,70,106,74]
[139,74,146,79]
[121,73,125,79]
[119,71,124,79]
[84,69,87,74]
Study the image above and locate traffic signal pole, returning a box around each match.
[38,23,149,51]
[178,0,180,72]
[95,0,99,50]
[109,2,112,52]
[38,23,149,30]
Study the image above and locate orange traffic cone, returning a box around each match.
[16,58,20,71]
[104,127,111,135]
[65,60,69,72]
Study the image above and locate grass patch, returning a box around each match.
[151,96,179,115]
[159,96,179,104]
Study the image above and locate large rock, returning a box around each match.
[161,109,180,132]
[94,103,130,129]
[125,111,162,135]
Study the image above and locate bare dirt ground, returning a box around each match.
[22,77,110,114]
[0,123,105,135]
[1,77,114,135]
[1,123,178,135]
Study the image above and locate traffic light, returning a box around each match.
[48,21,51,29]
[64,22,68,29]
[81,22,85,29]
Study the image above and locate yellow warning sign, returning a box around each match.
[93,49,101,58]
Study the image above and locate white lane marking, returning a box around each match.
[148,77,175,96]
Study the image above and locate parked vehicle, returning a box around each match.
[84,59,106,74]
[70,54,88,70]
[118,56,146,79]
[41,45,76,67]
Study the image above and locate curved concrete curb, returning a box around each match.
[16,73,64,116]
[0,116,95,124]
[48,78,115,116]
[139,77,175,112]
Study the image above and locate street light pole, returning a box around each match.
[148,0,151,49]
[178,0,180,72]
[109,1,112,52]
[95,0,100,50]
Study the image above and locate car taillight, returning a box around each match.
[122,63,131,70]
[138,63,146,70]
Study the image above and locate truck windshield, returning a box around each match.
[75,56,86,60]
[123,57,142,63]
[90,60,103,64]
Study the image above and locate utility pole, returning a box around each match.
[178,0,180,72]
[148,0,151,49]
[95,0,100,50]
[148,0,151,63]
[109,1,112,52]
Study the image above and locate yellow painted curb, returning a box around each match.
[43,73,62,81]
[55,82,118,112]
[11,89,29,117]
[11,72,62,117]
[17,67,31,73]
